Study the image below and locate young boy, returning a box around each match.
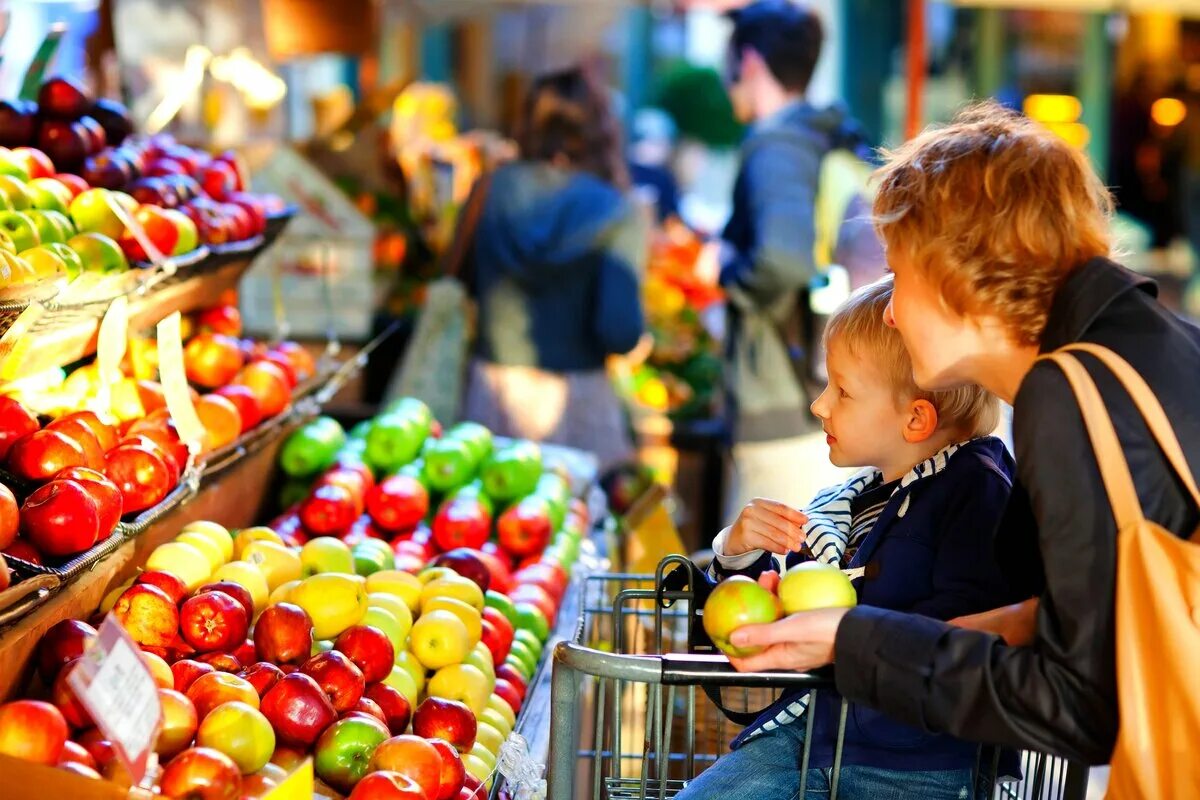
[683,278,1026,800]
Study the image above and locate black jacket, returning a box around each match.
[833,258,1200,765]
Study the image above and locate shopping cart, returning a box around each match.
[546,555,1089,800]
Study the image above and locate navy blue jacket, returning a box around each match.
[713,438,1032,771]
[469,161,645,372]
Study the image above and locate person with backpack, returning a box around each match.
[708,0,883,518]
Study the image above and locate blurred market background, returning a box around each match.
[2,0,1198,563]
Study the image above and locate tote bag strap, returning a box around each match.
[1038,352,1144,531]
[1056,343,1200,513]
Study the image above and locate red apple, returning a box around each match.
[479,619,509,668]
[232,638,257,666]
[335,625,396,684]
[432,549,491,594]
[301,650,366,713]
[46,417,106,471]
[184,332,245,390]
[299,483,358,536]
[104,443,172,514]
[185,671,258,721]
[14,146,55,179]
[514,562,567,603]
[54,173,89,198]
[156,688,199,759]
[50,659,93,728]
[76,728,116,769]
[111,583,179,648]
[496,498,553,559]
[493,677,523,714]
[432,496,491,552]
[344,696,387,726]
[0,485,16,551]
[260,672,338,748]
[199,161,237,201]
[7,429,86,482]
[363,682,412,736]
[258,352,297,389]
[368,735,443,798]
[172,658,216,693]
[238,661,285,698]
[119,431,184,484]
[412,697,477,753]
[461,773,484,798]
[58,739,97,770]
[495,663,527,695]
[134,569,189,605]
[195,581,255,621]
[159,746,242,800]
[195,651,242,673]
[234,361,291,418]
[180,590,249,653]
[0,396,39,462]
[37,618,97,684]
[428,738,467,800]
[3,537,41,565]
[253,602,313,665]
[54,466,122,540]
[349,771,429,800]
[213,384,263,433]
[195,304,241,337]
[367,475,429,534]
[509,584,557,623]
[0,700,68,764]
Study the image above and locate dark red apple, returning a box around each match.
[432,549,491,593]
[180,590,248,653]
[195,651,242,673]
[134,569,189,605]
[363,682,412,737]
[299,483,358,536]
[37,76,91,119]
[237,661,285,698]
[104,443,172,514]
[412,697,477,753]
[195,581,255,621]
[300,650,365,713]
[20,479,101,556]
[366,475,429,534]
[334,625,396,684]
[36,618,97,684]
[260,672,338,748]
[55,466,122,541]
[253,602,313,665]
[493,677,523,714]
[232,638,256,666]
[428,737,467,800]
[50,659,93,728]
[171,658,216,693]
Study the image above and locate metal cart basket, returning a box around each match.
[547,556,1089,800]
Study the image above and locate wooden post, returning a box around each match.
[905,0,925,140]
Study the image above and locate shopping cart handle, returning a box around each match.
[660,653,836,689]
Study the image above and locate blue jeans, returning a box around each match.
[675,722,978,800]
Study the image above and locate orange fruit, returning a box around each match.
[195,394,242,452]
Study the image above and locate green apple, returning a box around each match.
[484,589,519,629]
[514,602,550,643]
[364,412,427,473]
[353,539,395,576]
[67,232,127,274]
[161,207,198,255]
[505,641,537,680]
[0,151,30,182]
[69,187,124,238]
[45,242,85,278]
[360,605,406,653]
[0,211,40,252]
[25,178,71,215]
[300,536,355,577]
[777,562,857,614]
[701,575,783,658]
[18,246,67,280]
[313,715,390,792]
[26,210,67,244]
[393,649,427,695]
[311,638,335,656]
[0,175,33,211]
[512,628,543,657]
[41,209,75,240]
[423,437,478,493]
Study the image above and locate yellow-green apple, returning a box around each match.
[314,715,389,792]
[702,575,783,657]
[197,700,275,774]
[428,664,489,716]
[777,562,858,613]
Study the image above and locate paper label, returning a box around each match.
[91,296,129,419]
[156,312,205,451]
[67,616,161,785]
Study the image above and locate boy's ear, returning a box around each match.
[902,399,939,444]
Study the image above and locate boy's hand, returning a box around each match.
[724,498,807,556]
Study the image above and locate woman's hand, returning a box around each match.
[949,598,1039,646]
[724,498,808,556]
[726,607,849,673]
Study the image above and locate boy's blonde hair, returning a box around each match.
[872,101,1113,346]
[825,277,999,438]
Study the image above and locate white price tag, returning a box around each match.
[90,296,128,418]
[67,616,162,785]
[156,311,205,452]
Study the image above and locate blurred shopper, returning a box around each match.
[462,67,646,471]
[707,0,854,517]
[725,104,1200,795]
[628,108,682,223]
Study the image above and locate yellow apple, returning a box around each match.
[180,521,233,562]
[212,560,271,615]
[417,566,455,586]
[300,537,354,577]
[233,526,283,560]
[479,707,512,738]
[777,562,858,614]
[409,609,471,670]
[383,664,419,708]
[242,540,302,591]
[487,694,516,731]
[464,643,496,687]
[420,576,484,611]
[394,650,427,695]
[269,579,300,607]
[175,531,226,573]
[428,663,490,716]
[366,570,423,611]
[474,721,505,755]
[289,572,367,639]
[469,741,497,772]
[367,593,413,641]
[462,753,493,787]
[146,541,211,592]
[421,596,481,646]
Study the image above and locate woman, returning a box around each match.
[463,67,645,471]
[725,103,1200,767]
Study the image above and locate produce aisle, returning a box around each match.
[0,70,619,800]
